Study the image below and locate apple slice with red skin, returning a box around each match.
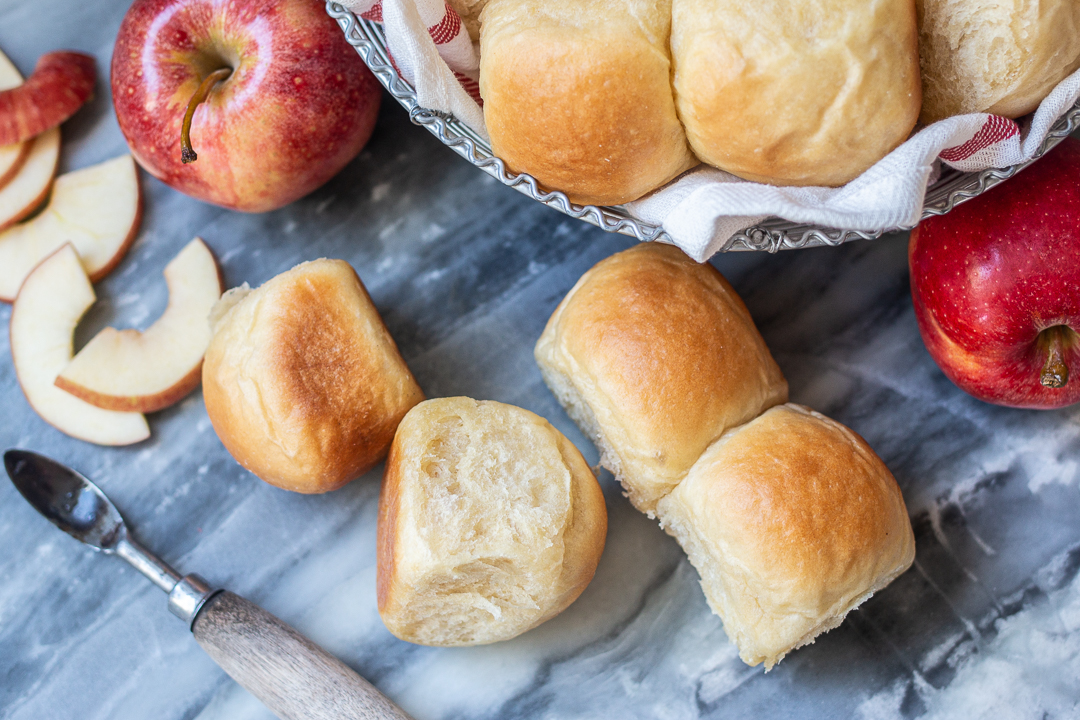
[10,244,150,445]
[0,49,32,191]
[55,238,224,413]
[0,153,141,302]
[0,51,95,146]
[0,126,60,233]
[0,140,31,190]
[909,136,1080,409]
[0,138,30,190]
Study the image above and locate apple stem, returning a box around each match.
[1039,325,1075,389]
[180,67,232,165]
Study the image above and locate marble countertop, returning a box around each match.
[3,2,1080,718]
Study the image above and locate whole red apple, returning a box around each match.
[909,137,1080,409]
[111,0,381,213]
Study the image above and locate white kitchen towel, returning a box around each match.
[339,1,1080,261]
[340,0,486,136]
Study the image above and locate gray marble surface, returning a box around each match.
[3,2,1080,718]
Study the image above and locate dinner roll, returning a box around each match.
[448,0,487,41]
[534,244,788,516]
[917,0,1080,123]
[202,259,424,494]
[656,404,915,670]
[377,397,607,646]
[479,0,698,206]
[671,0,921,186]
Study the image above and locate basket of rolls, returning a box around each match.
[326,0,1080,258]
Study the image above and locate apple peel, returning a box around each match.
[0,153,141,302]
[56,238,224,413]
[10,244,150,446]
[0,51,95,146]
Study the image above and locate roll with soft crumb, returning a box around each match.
[917,0,1080,123]
[202,259,425,494]
[671,0,921,186]
[378,397,607,646]
[448,0,487,41]
[479,0,698,206]
[656,403,915,670]
[534,244,788,516]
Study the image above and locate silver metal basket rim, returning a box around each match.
[327,2,1080,252]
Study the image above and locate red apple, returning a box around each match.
[110,0,381,213]
[909,137,1080,409]
[0,52,96,146]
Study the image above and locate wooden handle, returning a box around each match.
[193,591,412,720]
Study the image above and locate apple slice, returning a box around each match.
[0,49,32,191]
[0,153,141,301]
[0,51,95,146]
[0,126,59,233]
[0,140,31,191]
[0,139,30,190]
[55,238,224,413]
[10,244,150,445]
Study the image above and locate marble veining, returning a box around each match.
[2,1,1080,718]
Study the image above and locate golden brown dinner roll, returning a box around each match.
[479,0,698,206]
[202,259,424,494]
[656,404,915,669]
[377,397,607,646]
[671,0,921,186]
[534,244,788,516]
[917,0,1080,123]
